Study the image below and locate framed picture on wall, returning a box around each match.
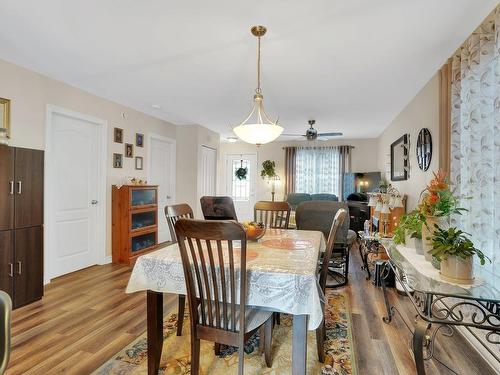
[390,134,408,181]
[125,143,133,158]
[136,133,144,147]
[135,156,143,170]
[114,127,123,143]
[113,153,123,168]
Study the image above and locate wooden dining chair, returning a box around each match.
[164,203,194,336]
[254,201,291,229]
[200,196,238,221]
[316,208,347,363]
[174,219,274,375]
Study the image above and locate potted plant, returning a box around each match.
[260,160,277,179]
[393,210,425,254]
[417,170,465,260]
[429,226,490,284]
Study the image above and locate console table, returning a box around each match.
[357,231,385,281]
[380,240,500,375]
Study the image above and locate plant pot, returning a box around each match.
[422,216,449,261]
[431,256,441,270]
[414,238,424,255]
[440,255,473,284]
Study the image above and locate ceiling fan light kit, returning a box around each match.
[232,25,283,146]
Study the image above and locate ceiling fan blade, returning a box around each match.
[316,137,330,141]
[317,132,343,137]
[281,133,306,137]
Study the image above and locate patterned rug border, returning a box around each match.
[94,290,357,375]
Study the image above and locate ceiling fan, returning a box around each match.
[282,120,343,141]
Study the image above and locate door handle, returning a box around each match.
[9,181,14,195]
[17,261,22,275]
[8,263,13,277]
[91,200,98,205]
[17,181,22,194]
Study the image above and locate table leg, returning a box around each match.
[292,315,308,375]
[381,263,393,324]
[147,291,163,375]
[412,319,430,375]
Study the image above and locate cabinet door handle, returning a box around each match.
[9,181,14,195]
[8,263,13,277]
[17,261,22,275]
[17,181,22,194]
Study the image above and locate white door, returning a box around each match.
[200,146,217,196]
[48,110,104,278]
[149,136,176,244]
[225,154,257,221]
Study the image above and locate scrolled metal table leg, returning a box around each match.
[381,263,393,324]
[412,319,431,375]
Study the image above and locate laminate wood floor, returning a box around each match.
[6,245,496,375]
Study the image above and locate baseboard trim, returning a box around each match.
[99,255,112,265]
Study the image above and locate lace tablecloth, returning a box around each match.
[126,228,326,330]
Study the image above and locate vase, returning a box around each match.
[440,256,473,284]
[422,216,449,261]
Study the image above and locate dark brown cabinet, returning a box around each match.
[0,145,44,309]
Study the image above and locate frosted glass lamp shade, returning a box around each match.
[233,123,283,145]
[393,196,404,208]
[381,203,391,214]
[374,201,382,213]
[367,195,378,207]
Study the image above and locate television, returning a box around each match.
[343,172,381,201]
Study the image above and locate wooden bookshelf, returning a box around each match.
[112,185,159,265]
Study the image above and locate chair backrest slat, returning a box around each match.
[253,201,291,229]
[319,209,347,291]
[165,204,194,243]
[175,219,247,334]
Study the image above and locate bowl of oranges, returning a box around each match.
[242,221,266,241]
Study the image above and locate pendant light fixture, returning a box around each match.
[232,25,283,146]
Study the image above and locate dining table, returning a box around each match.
[126,228,326,375]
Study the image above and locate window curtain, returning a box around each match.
[450,6,499,281]
[284,147,296,195]
[338,145,352,200]
[293,146,352,199]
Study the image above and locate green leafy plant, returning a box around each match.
[393,210,425,244]
[429,225,490,265]
[260,160,276,179]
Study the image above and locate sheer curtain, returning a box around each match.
[294,146,351,198]
[450,6,499,282]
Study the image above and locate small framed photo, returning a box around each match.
[135,156,143,170]
[113,153,123,168]
[114,127,123,143]
[125,143,133,158]
[136,133,144,147]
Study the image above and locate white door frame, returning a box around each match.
[147,132,177,205]
[44,105,108,284]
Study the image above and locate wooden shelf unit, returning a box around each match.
[112,185,159,265]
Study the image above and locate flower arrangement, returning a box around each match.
[417,170,465,217]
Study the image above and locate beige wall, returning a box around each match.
[176,125,220,218]
[377,73,440,210]
[218,138,379,202]
[0,58,177,258]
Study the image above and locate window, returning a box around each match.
[231,159,251,201]
[295,147,340,195]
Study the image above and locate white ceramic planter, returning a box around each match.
[422,216,449,261]
[440,256,473,284]
[405,234,424,255]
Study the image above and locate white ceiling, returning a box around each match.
[0,0,496,139]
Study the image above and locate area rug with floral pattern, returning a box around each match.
[93,290,356,375]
